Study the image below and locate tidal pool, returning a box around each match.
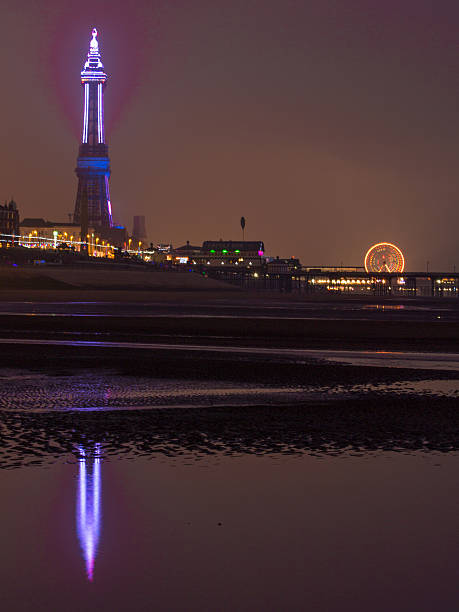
[1,442,457,612]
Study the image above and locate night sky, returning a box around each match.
[2,0,459,270]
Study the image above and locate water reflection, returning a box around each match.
[77,444,102,581]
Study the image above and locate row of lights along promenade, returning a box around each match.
[0,231,458,298]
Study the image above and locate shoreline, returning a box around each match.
[0,287,458,303]
[2,338,459,371]
[1,340,458,382]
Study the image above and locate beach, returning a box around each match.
[0,267,458,611]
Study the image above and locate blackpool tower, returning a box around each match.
[74,28,112,229]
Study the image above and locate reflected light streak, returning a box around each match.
[77,444,102,581]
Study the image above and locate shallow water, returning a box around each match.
[1,443,457,611]
[2,340,459,371]
[1,370,458,611]
[0,298,457,321]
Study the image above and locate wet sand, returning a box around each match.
[0,288,457,396]
[1,269,457,443]
[1,370,458,470]
[0,312,457,353]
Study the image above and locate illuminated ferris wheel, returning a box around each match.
[364,242,405,273]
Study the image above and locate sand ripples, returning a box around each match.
[0,369,458,469]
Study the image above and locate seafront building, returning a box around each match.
[167,240,266,267]
[18,218,118,257]
[0,200,19,237]
[170,240,299,273]
[20,218,83,244]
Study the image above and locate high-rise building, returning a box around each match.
[73,28,112,230]
[132,215,148,243]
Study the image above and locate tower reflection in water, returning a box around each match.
[76,444,102,581]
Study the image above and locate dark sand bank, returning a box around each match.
[1,397,458,470]
[0,265,239,293]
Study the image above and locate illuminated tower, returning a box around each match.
[74,28,112,229]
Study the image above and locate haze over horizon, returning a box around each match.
[1,0,459,270]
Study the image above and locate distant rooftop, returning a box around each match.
[1,199,17,211]
[20,218,80,228]
[175,241,202,252]
[202,240,265,253]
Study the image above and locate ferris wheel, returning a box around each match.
[364,242,405,273]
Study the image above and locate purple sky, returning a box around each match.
[1,0,459,269]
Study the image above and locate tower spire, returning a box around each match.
[82,27,107,83]
[84,28,104,70]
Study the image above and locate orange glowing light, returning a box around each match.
[364,242,405,273]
